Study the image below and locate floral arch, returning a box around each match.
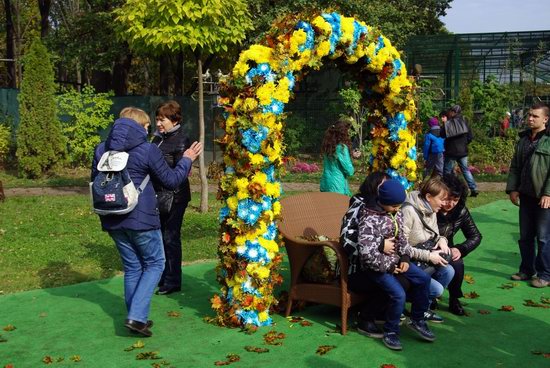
[212,12,420,328]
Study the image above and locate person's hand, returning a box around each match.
[540,195,550,209]
[429,251,448,266]
[383,237,396,255]
[435,238,450,254]
[451,247,462,261]
[509,191,520,206]
[393,262,409,274]
[183,141,203,161]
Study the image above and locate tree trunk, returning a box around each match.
[159,53,171,95]
[185,54,215,96]
[38,0,51,38]
[197,54,209,213]
[3,0,16,88]
[112,51,132,96]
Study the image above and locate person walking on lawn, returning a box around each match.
[319,120,355,195]
[506,102,550,288]
[91,107,202,336]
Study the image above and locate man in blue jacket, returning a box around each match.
[91,107,202,336]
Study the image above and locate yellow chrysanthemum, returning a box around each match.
[258,311,269,322]
[246,263,270,280]
[273,78,291,103]
[258,238,279,253]
[227,196,238,211]
[316,40,331,58]
[265,182,281,198]
[312,16,332,35]
[249,153,265,166]
[290,29,307,55]
[256,82,276,106]
[340,17,355,44]
[242,98,258,112]
[272,201,281,216]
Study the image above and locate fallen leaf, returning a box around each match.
[498,282,519,289]
[523,300,550,309]
[136,351,161,360]
[464,291,479,299]
[531,350,550,358]
[226,354,240,363]
[124,340,145,351]
[381,365,397,368]
[540,297,550,305]
[214,361,230,366]
[464,274,475,284]
[263,330,285,345]
[4,364,14,368]
[478,309,491,315]
[2,325,16,332]
[56,357,64,363]
[42,356,54,364]
[316,345,336,355]
[39,312,48,318]
[69,355,81,362]
[0,336,7,343]
[499,305,514,312]
[244,346,269,353]
[167,311,181,318]
[300,320,313,327]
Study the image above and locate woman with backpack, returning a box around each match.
[91,107,202,337]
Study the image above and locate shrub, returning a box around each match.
[0,123,10,168]
[57,85,114,167]
[290,161,320,173]
[16,39,66,178]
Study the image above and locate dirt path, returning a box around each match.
[3,181,505,197]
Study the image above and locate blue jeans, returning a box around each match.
[363,264,431,334]
[518,195,550,281]
[109,229,165,323]
[444,156,477,191]
[424,265,455,301]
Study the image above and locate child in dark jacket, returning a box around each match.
[423,117,445,177]
[357,179,435,351]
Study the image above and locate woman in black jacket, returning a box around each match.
[437,174,482,315]
[152,101,192,295]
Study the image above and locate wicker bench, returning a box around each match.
[279,192,367,335]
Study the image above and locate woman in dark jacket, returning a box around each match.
[437,174,482,315]
[151,101,191,295]
[92,107,202,337]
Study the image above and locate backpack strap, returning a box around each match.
[138,175,150,194]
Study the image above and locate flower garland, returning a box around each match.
[212,11,419,329]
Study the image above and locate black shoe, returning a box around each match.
[406,319,436,342]
[124,319,152,337]
[449,299,465,316]
[156,286,181,295]
[382,332,402,351]
[357,320,384,339]
[424,310,444,323]
[470,190,479,197]
[129,320,154,333]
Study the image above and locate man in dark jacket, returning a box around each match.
[506,102,550,288]
[438,174,482,315]
[91,107,202,336]
[442,105,479,197]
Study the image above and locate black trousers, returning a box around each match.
[448,258,465,300]
[158,200,188,288]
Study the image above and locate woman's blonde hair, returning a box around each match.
[419,175,449,198]
[120,107,150,127]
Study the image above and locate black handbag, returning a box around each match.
[156,190,174,215]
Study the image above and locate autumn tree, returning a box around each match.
[115,0,254,212]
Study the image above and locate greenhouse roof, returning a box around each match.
[403,30,550,98]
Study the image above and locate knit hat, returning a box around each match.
[378,179,406,206]
[450,104,462,114]
[427,117,439,127]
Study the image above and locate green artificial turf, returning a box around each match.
[1,200,549,367]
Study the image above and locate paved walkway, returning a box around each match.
[4,181,505,197]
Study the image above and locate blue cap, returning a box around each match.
[378,179,406,205]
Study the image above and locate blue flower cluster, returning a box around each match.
[262,165,275,182]
[241,277,262,297]
[236,309,272,327]
[386,168,412,190]
[262,99,285,115]
[219,206,230,223]
[347,20,368,55]
[237,198,263,225]
[241,125,269,153]
[296,21,315,52]
[286,72,295,89]
[390,59,402,80]
[322,12,342,55]
[408,146,417,160]
[374,35,385,55]
[387,112,407,141]
[238,239,270,264]
[263,222,277,241]
[245,63,276,85]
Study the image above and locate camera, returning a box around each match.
[439,252,452,263]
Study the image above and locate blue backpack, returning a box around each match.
[90,151,149,215]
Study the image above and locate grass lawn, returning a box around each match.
[0,190,507,295]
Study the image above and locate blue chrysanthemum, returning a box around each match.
[386,112,407,141]
[408,146,417,160]
[241,277,262,296]
[390,59,402,80]
[263,222,277,241]
[263,165,275,182]
[219,206,230,223]
[262,99,285,115]
[296,21,315,52]
[237,199,263,225]
[237,239,270,264]
[374,35,385,55]
[347,20,368,55]
[225,166,235,174]
[286,72,295,90]
[321,12,342,55]
[241,125,269,153]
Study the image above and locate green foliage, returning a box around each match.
[0,124,11,168]
[114,0,254,55]
[457,84,474,123]
[16,39,67,178]
[471,75,522,136]
[469,130,517,168]
[338,86,368,146]
[57,85,114,167]
[282,115,306,156]
[417,79,439,123]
